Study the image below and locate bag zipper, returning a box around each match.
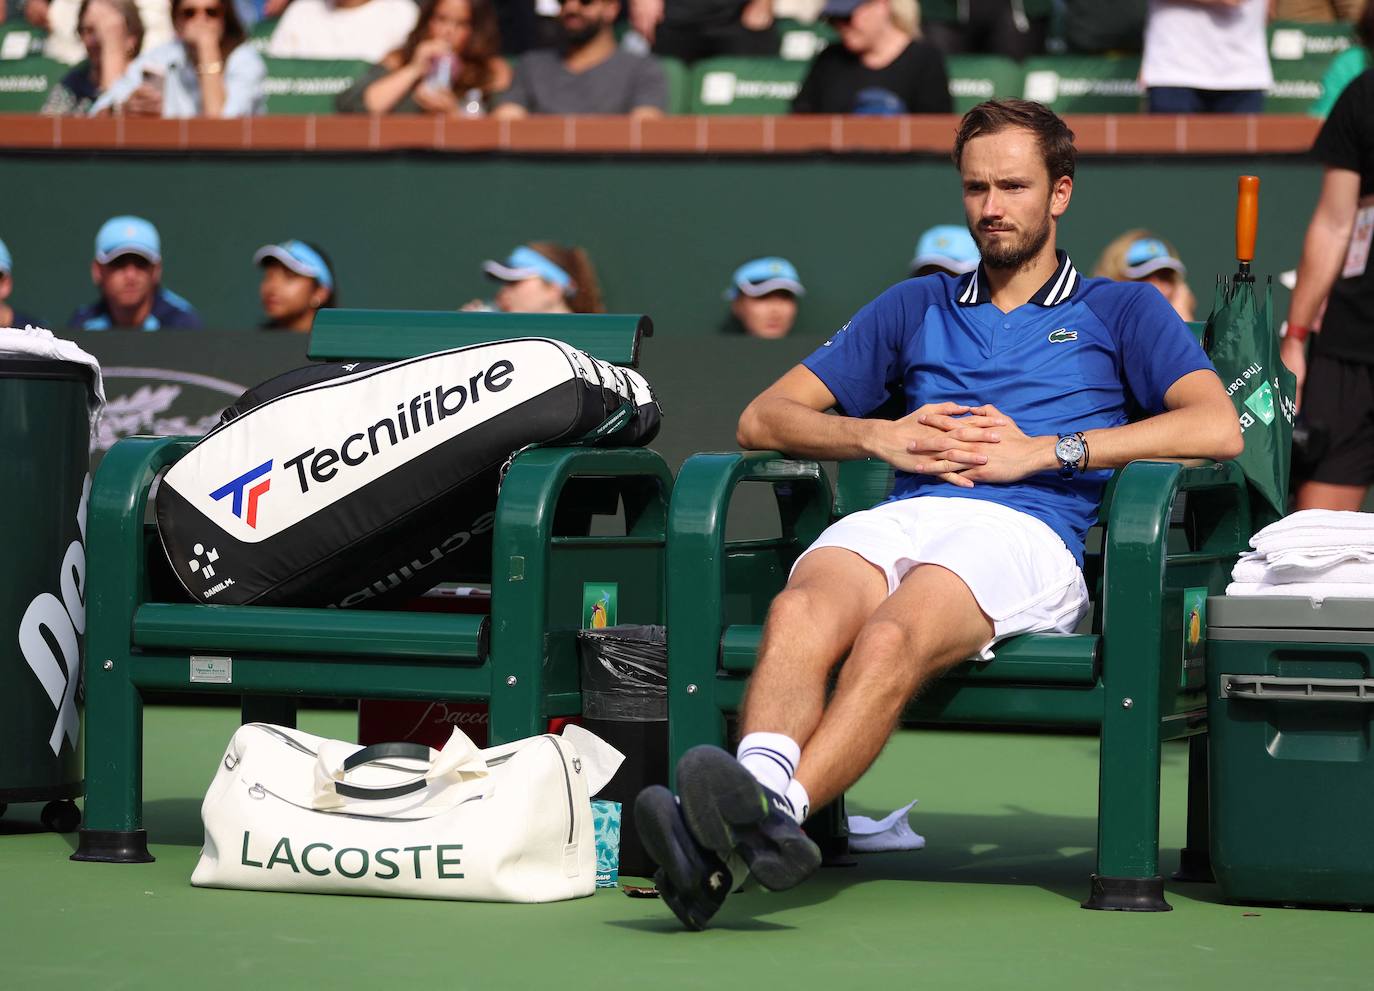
[544,735,576,844]
[247,780,483,822]
[250,723,508,772]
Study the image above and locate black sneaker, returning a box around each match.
[675,745,821,892]
[633,785,734,931]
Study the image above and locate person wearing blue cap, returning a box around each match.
[68,216,204,331]
[0,238,47,330]
[255,239,337,332]
[467,243,606,314]
[792,0,951,115]
[724,257,805,339]
[1092,229,1194,322]
[910,224,980,277]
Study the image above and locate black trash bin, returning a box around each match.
[0,357,92,832]
[577,624,667,877]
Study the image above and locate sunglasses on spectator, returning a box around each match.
[177,4,223,20]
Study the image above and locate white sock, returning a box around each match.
[784,778,811,824]
[736,732,800,798]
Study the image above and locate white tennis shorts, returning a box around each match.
[791,496,1089,660]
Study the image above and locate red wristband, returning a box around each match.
[1286,323,1310,342]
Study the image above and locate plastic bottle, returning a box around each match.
[460,88,485,117]
[425,53,456,93]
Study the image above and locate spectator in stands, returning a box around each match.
[1061,0,1146,54]
[466,243,606,313]
[723,257,805,338]
[229,0,289,29]
[1309,3,1373,118]
[493,0,668,116]
[628,0,779,63]
[34,0,173,66]
[90,0,265,116]
[0,238,47,329]
[920,0,1050,61]
[255,239,336,332]
[42,0,143,114]
[909,224,980,277]
[792,0,952,114]
[1140,0,1272,113]
[336,0,511,114]
[68,216,203,330]
[267,0,420,63]
[1093,230,1195,321]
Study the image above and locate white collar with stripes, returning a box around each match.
[956,250,1080,308]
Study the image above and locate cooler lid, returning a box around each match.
[1208,595,1374,631]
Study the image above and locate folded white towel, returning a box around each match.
[1254,510,1374,536]
[1232,557,1374,584]
[848,800,925,853]
[1264,547,1374,571]
[0,326,106,422]
[1254,532,1374,555]
[1226,581,1374,599]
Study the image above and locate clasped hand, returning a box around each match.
[876,402,1048,489]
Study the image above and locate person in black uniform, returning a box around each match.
[1281,69,1374,511]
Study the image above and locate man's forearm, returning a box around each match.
[736,395,877,460]
[1081,402,1243,471]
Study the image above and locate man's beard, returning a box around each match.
[973,210,1052,271]
[560,18,601,49]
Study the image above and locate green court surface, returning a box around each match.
[1,707,1368,990]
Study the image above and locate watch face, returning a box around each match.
[1056,435,1084,464]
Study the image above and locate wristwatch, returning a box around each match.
[1055,432,1086,479]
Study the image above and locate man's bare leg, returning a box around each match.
[792,564,993,810]
[740,546,890,745]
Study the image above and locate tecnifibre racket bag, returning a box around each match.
[155,339,659,609]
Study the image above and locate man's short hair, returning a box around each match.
[952,99,1077,184]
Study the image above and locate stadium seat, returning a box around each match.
[946,54,1024,113]
[74,310,674,865]
[262,57,370,114]
[1020,54,1143,113]
[0,24,63,112]
[663,322,1266,911]
[689,55,807,114]
[1267,19,1356,63]
[658,56,691,115]
[775,17,836,62]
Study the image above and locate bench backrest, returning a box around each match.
[308,309,654,366]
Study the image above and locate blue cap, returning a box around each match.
[726,257,805,300]
[911,225,980,276]
[254,239,334,291]
[0,237,11,275]
[820,0,864,17]
[1123,237,1186,279]
[95,215,161,264]
[483,246,575,296]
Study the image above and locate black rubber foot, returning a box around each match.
[71,828,155,864]
[1081,874,1171,911]
[1172,846,1214,883]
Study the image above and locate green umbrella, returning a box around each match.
[1203,176,1297,519]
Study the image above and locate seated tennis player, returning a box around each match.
[636,98,1244,931]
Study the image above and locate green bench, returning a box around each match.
[74,310,673,864]
[664,323,1266,911]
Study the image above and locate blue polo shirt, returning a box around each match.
[802,251,1214,565]
[67,287,204,331]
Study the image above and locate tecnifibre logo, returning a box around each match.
[211,459,273,528]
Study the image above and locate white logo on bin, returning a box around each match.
[17,474,90,757]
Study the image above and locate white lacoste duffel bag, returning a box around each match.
[191,722,623,902]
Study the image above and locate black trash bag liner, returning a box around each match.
[577,624,667,722]
[156,338,660,608]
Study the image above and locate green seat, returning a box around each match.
[262,57,369,113]
[1021,55,1143,113]
[775,18,836,62]
[690,56,807,114]
[75,310,673,864]
[657,56,691,115]
[1266,53,1336,113]
[664,321,1266,910]
[0,55,65,112]
[946,55,1024,113]
[1267,19,1356,63]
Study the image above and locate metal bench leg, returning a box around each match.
[72,660,152,864]
[810,796,855,867]
[1084,699,1169,911]
[241,695,298,729]
[1172,733,1213,883]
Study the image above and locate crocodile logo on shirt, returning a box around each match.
[1048,327,1078,343]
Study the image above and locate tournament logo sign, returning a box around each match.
[94,366,246,455]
